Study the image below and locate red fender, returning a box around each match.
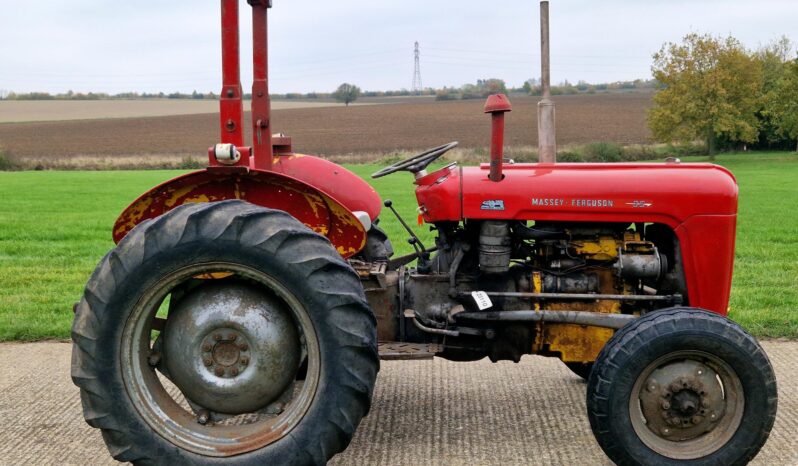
[272,154,382,221]
[113,167,370,258]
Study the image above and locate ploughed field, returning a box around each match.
[0,152,796,341]
[0,98,382,123]
[0,93,653,162]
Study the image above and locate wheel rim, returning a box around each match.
[629,350,745,460]
[121,262,320,458]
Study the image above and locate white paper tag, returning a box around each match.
[471,291,493,311]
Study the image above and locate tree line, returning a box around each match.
[650,34,798,155]
[0,78,657,104]
[0,90,221,101]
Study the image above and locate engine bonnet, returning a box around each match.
[416,162,738,227]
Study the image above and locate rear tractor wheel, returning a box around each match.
[71,200,379,465]
[587,308,777,465]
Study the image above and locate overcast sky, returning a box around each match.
[0,0,795,95]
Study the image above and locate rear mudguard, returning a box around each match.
[272,154,382,221]
[113,156,381,258]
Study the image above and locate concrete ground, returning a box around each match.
[1,341,795,465]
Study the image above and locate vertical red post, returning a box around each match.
[484,94,513,182]
[219,0,244,147]
[251,2,274,171]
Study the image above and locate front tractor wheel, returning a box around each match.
[587,308,777,465]
[71,200,379,465]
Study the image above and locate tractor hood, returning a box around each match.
[416,162,739,313]
[416,162,738,227]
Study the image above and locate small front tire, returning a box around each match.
[587,307,777,466]
[564,362,593,381]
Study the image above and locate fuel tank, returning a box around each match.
[415,162,739,315]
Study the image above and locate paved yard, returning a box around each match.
[1,341,795,465]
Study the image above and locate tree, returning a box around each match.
[648,34,763,158]
[332,83,361,106]
[755,37,793,147]
[764,58,798,152]
[477,78,507,96]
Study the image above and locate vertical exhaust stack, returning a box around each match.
[484,94,513,182]
[537,1,557,163]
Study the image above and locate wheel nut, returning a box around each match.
[241,357,249,366]
[204,359,213,367]
[229,334,237,341]
[710,413,718,422]
[215,367,225,377]
[661,428,671,436]
[202,344,212,352]
[239,344,249,352]
[214,334,223,341]
[197,410,210,425]
[692,416,702,425]
[646,379,658,392]
[230,368,239,376]
[661,401,671,410]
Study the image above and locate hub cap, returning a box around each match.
[630,351,745,460]
[163,281,301,414]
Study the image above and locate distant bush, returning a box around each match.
[505,147,537,162]
[557,151,584,162]
[0,150,17,171]
[620,145,657,161]
[178,156,204,170]
[435,89,459,101]
[582,142,623,162]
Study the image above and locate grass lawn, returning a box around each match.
[0,152,796,340]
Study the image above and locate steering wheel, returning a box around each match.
[371,142,459,179]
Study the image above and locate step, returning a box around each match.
[378,342,442,361]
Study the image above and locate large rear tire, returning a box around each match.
[586,308,777,465]
[71,200,379,465]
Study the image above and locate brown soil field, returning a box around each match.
[0,92,652,162]
[0,99,378,123]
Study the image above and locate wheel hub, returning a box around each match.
[639,359,727,441]
[200,329,251,378]
[162,281,301,415]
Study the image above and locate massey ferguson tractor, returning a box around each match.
[71,1,777,465]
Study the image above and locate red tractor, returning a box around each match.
[72,2,777,465]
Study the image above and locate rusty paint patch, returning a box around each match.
[113,169,366,258]
[542,324,614,363]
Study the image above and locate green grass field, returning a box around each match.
[0,152,796,340]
